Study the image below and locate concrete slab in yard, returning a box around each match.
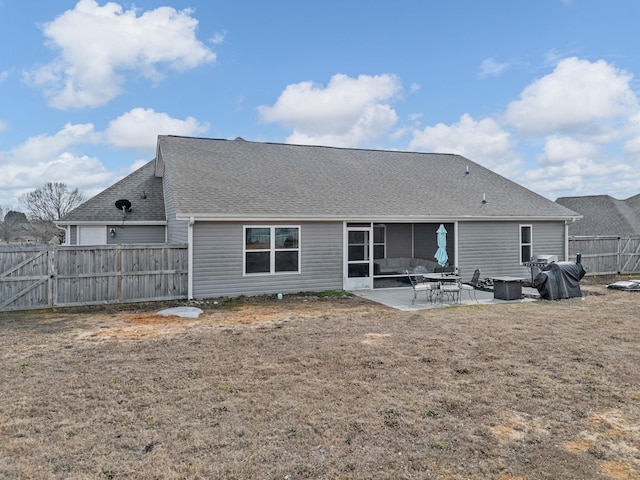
[157,306,204,318]
[352,287,538,311]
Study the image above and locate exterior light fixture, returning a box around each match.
[110,228,116,237]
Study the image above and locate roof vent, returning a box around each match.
[234,137,246,141]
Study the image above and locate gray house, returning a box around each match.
[556,194,640,237]
[59,135,580,299]
[57,160,167,245]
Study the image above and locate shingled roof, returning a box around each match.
[156,136,579,222]
[59,160,165,224]
[556,194,640,236]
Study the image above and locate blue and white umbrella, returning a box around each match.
[434,224,448,267]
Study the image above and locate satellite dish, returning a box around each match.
[115,199,132,212]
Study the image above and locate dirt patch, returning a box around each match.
[1,288,639,479]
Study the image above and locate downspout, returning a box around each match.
[454,221,459,272]
[55,224,69,245]
[188,216,195,300]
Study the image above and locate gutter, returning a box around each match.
[175,214,583,223]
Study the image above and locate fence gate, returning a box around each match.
[0,247,53,311]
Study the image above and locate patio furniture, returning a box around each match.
[438,280,461,304]
[460,269,481,303]
[406,270,437,304]
[376,257,440,275]
[492,276,525,301]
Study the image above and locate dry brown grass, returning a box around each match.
[0,283,639,479]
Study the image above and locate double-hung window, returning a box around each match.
[244,226,300,274]
[520,225,532,264]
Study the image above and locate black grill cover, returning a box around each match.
[533,262,586,300]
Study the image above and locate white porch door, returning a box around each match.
[344,225,373,290]
[78,226,107,245]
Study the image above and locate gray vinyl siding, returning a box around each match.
[192,221,343,299]
[106,225,166,244]
[457,221,566,280]
[163,174,188,243]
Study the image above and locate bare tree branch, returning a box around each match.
[19,182,86,221]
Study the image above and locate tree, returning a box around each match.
[19,183,86,243]
[20,182,86,221]
[0,207,29,243]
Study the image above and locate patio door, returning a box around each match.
[344,224,373,290]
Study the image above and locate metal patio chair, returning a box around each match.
[460,269,481,303]
[438,280,461,304]
[406,270,437,304]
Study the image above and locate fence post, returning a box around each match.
[116,246,122,302]
[49,247,56,308]
[617,237,621,274]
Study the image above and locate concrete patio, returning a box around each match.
[352,285,540,311]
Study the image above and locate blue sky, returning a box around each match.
[2,0,640,210]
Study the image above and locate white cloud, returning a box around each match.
[258,73,402,147]
[0,108,207,206]
[1,145,117,207]
[9,123,100,164]
[478,57,508,78]
[537,136,598,166]
[27,0,215,109]
[622,111,640,153]
[504,57,638,135]
[519,155,636,199]
[0,123,111,205]
[0,70,8,83]
[409,113,519,174]
[104,108,209,153]
[210,30,227,46]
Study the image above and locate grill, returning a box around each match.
[524,255,558,283]
[533,260,585,300]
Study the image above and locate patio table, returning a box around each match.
[422,273,461,283]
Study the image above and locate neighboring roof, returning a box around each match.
[556,194,640,236]
[156,135,580,222]
[58,160,166,225]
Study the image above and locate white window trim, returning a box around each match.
[243,225,301,276]
[519,224,533,264]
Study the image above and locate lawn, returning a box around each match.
[0,283,638,479]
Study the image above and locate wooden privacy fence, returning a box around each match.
[568,236,640,275]
[0,244,188,312]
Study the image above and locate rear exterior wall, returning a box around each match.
[192,221,344,299]
[457,221,566,280]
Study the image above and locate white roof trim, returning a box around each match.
[175,214,581,223]
[56,220,167,226]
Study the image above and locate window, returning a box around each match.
[520,225,532,263]
[244,226,300,274]
[373,224,386,260]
